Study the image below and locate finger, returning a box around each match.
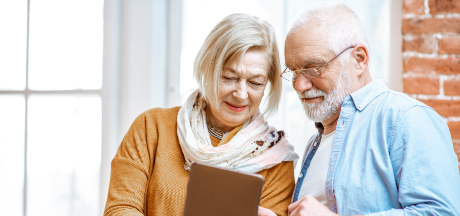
[257,206,266,216]
[289,204,302,216]
[257,206,275,216]
[288,200,301,215]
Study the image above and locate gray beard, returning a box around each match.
[298,68,352,122]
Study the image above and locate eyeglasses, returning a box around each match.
[280,45,356,82]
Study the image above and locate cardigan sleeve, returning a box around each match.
[104,112,158,216]
[258,161,295,216]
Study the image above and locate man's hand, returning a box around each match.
[258,206,277,216]
[288,196,339,216]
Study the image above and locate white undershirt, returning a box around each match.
[298,131,335,209]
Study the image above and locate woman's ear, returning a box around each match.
[351,43,369,77]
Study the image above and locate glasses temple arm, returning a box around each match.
[316,45,356,71]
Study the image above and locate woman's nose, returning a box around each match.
[233,81,248,100]
[293,75,313,92]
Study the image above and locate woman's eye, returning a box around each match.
[223,76,236,80]
[250,81,263,86]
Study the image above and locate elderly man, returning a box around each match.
[258,2,460,216]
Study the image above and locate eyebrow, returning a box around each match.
[223,67,236,73]
[222,67,267,79]
[285,58,326,69]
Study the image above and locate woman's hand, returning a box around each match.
[258,206,277,216]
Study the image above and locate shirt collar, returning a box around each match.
[349,80,388,111]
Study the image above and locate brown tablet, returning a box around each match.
[183,162,265,216]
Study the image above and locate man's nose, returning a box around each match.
[233,81,248,100]
[293,75,313,92]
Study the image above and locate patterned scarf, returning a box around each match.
[177,90,299,173]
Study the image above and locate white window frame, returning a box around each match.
[389,0,403,92]
[0,0,106,215]
[0,0,183,214]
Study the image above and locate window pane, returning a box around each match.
[0,95,25,216]
[27,95,101,216]
[28,0,103,90]
[0,1,27,90]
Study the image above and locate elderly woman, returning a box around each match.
[104,13,298,216]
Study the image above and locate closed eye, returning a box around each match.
[223,76,237,80]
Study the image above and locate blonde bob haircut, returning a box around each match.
[194,13,282,118]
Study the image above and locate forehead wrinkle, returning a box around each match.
[286,50,328,70]
[224,63,267,79]
[285,48,302,69]
[285,31,331,69]
[300,58,327,68]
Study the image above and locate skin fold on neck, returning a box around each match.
[322,109,340,135]
[205,106,235,132]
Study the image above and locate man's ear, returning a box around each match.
[351,43,369,77]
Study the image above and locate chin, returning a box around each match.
[301,101,335,122]
[224,115,247,124]
[220,111,248,124]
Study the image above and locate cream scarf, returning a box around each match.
[177,90,299,173]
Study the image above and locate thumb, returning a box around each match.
[288,200,301,215]
[258,206,276,216]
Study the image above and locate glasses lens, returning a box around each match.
[282,70,296,81]
[302,69,319,78]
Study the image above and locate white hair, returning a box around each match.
[287,1,370,70]
[289,1,368,122]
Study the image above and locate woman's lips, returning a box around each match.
[225,102,247,112]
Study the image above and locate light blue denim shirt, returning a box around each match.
[294,80,460,215]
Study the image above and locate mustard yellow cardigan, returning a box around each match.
[104,107,295,216]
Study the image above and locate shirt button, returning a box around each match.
[358,105,363,109]
[299,173,304,178]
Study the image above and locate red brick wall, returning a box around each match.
[403,0,460,167]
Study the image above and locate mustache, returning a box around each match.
[297,89,327,99]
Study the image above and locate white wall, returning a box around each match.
[100,0,182,213]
